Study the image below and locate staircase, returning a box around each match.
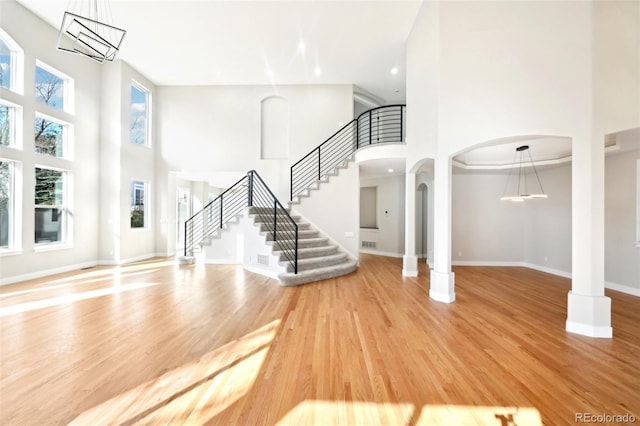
[249,207,357,286]
[183,105,406,286]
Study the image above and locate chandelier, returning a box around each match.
[56,0,126,62]
[500,145,548,202]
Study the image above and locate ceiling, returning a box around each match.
[452,129,640,174]
[16,0,422,103]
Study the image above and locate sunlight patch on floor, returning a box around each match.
[418,405,542,426]
[277,401,542,425]
[68,319,280,425]
[0,282,160,316]
[278,400,416,425]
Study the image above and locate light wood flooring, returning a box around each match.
[0,255,638,425]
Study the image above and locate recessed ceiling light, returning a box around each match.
[298,40,306,53]
[314,67,322,76]
[388,168,394,173]
[391,67,399,75]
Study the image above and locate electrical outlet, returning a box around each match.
[458,251,462,257]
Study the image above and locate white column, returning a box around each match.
[403,171,418,277]
[566,132,611,338]
[430,154,455,303]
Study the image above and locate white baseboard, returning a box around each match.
[452,260,523,267]
[359,249,404,258]
[605,282,640,297]
[0,260,98,286]
[521,262,572,279]
[204,259,242,265]
[98,253,157,266]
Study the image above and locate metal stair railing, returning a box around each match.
[184,170,298,274]
[290,104,405,201]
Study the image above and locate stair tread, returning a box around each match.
[295,252,347,265]
[278,259,358,286]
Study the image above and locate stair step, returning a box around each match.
[274,245,338,261]
[284,252,348,272]
[263,229,318,241]
[278,259,358,286]
[251,213,302,224]
[258,222,310,232]
[271,237,328,250]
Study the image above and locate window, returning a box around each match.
[0,29,23,93]
[35,62,73,113]
[34,114,69,158]
[35,167,68,244]
[130,82,150,146]
[0,37,11,90]
[0,160,15,249]
[0,100,16,147]
[131,180,148,228]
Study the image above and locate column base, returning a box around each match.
[429,270,455,303]
[402,255,418,277]
[566,291,612,338]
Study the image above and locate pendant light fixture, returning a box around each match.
[56,0,126,62]
[500,145,548,202]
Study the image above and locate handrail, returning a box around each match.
[184,170,298,274]
[290,104,405,201]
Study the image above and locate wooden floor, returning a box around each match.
[1,255,638,425]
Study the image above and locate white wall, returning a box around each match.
[0,0,101,283]
[405,0,438,169]
[155,85,353,203]
[525,165,572,274]
[593,0,640,136]
[438,1,593,156]
[293,161,359,259]
[99,60,157,264]
[452,172,526,264]
[605,150,640,290]
[359,174,405,257]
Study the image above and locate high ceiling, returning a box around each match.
[15,0,422,103]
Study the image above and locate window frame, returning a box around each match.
[0,28,24,94]
[34,165,72,248]
[34,60,74,114]
[34,112,72,160]
[0,159,22,254]
[0,99,22,149]
[130,80,151,147]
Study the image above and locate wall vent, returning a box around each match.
[362,241,376,249]
[257,254,269,266]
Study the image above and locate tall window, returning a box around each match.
[130,82,150,146]
[0,160,14,249]
[0,101,16,147]
[131,180,148,228]
[35,167,67,244]
[0,37,11,90]
[35,61,73,113]
[34,114,69,158]
[0,29,23,93]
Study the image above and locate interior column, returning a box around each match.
[566,132,612,338]
[430,153,455,303]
